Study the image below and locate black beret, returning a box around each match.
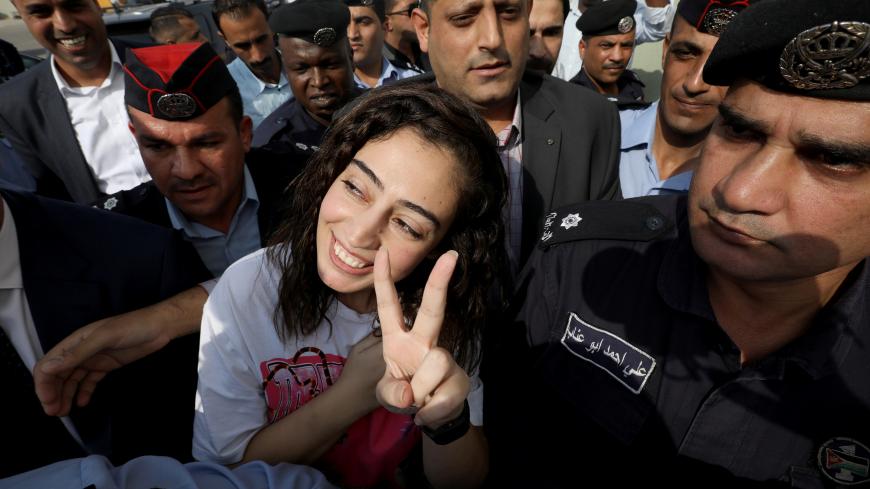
[577,0,637,37]
[704,0,870,101]
[344,0,385,22]
[269,0,350,47]
[676,0,755,37]
[123,42,236,121]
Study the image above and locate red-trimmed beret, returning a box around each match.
[123,42,237,120]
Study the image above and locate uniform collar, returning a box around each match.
[621,101,658,150]
[166,165,260,237]
[353,56,403,89]
[656,199,716,322]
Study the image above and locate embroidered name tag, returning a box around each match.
[560,312,656,394]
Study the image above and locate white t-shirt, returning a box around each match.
[193,248,483,485]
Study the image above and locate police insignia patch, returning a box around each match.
[817,438,870,485]
[701,8,738,37]
[103,197,118,211]
[618,16,634,34]
[780,21,870,90]
[560,313,656,394]
[560,213,582,230]
[156,93,196,119]
[313,27,337,47]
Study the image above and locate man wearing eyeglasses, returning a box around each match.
[382,0,427,72]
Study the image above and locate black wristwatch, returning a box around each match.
[420,400,471,445]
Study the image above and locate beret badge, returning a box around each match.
[618,16,634,34]
[780,20,870,90]
[701,8,738,37]
[156,93,197,119]
[313,27,337,47]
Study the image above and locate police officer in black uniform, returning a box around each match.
[252,0,363,153]
[569,0,647,109]
[486,0,870,486]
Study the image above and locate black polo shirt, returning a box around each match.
[570,67,649,110]
[485,195,870,488]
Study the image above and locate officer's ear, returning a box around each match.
[578,39,587,60]
[411,6,430,53]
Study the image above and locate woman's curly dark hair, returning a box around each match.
[266,81,508,370]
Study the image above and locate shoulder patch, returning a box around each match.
[91,183,155,213]
[539,200,672,248]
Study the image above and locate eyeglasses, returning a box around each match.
[385,1,419,17]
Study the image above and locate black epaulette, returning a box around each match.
[91,182,155,214]
[538,200,673,249]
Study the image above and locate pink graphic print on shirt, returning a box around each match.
[260,347,420,488]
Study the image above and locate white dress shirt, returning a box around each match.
[50,43,150,195]
[0,197,84,446]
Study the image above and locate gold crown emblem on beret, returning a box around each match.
[780,21,870,90]
[618,16,634,34]
[701,8,738,37]
[313,27,337,47]
[156,93,196,119]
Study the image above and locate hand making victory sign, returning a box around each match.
[373,246,471,429]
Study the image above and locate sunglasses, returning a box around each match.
[385,1,419,17]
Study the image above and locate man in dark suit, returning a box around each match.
[93,42,305,277]
[0,189,210,478]
[0,0,150,204]
[411,0,620,268]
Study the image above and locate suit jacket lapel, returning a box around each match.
[520,77,562,263]
[35,63,100,204]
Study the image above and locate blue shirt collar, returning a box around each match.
[620,100,658,150]
[166,165,260,238]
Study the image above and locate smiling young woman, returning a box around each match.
[193,81,508,489]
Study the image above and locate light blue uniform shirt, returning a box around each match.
[353,56,418,89]
[227,57,293,130]
[0,454,337,489]
[166,166,261,277]
[619,101,694,199]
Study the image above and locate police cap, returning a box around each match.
[576,0,637,37]
[123,42,236,121]
[676,0,756,37]
[704,0,870,100]
[269,0,350,48]
[343,0,385,22]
